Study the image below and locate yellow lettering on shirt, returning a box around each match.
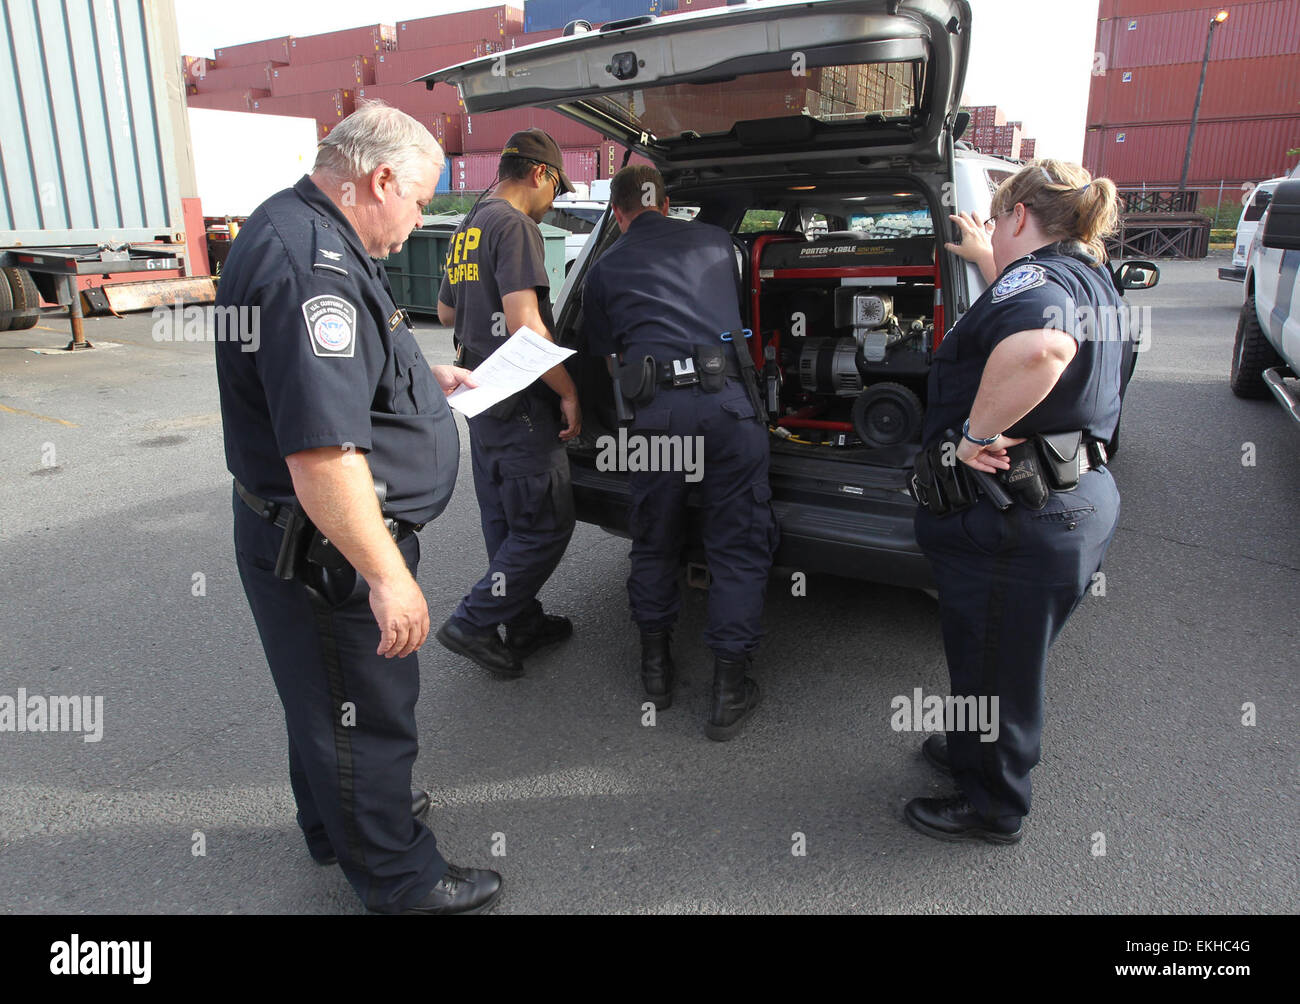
[444,261,480,286]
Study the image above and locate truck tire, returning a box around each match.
[2,267,40,330]
[1229,294,1281,399]
[0,268,12,332]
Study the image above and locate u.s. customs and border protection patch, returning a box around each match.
[302,295,357,357]
[990,263,1047,303]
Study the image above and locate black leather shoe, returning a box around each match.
[504,613,573,659]
[310,787,432,866]
[704,654,761,742]
[922,734,953,776]
[399,864,503,915]
[639,629,675,710]
[904,795,1023,844]
[437,619,524,678]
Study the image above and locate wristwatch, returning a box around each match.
[961,418,1001,446]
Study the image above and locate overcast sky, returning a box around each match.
[176,0,1100,161]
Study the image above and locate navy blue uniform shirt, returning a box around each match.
[215,175,459,524]
[923,241,1126,448]
[583,210,743,361]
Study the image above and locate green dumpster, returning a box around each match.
[383,214,568,315]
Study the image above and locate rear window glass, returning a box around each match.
[1244,189,1273,222]
[584,61,922,141]
[545,206,605,234]
[740,209,786,233]
[986,169,1014,195]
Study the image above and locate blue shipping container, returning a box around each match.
[524,0,678,33]
[436,167,451,193]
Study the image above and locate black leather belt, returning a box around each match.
[234,480,420,540]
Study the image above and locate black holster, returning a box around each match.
[910,434,1015,516]
[995,432,1085,509]
[271,479,389,581]
[998,441,1050,510]
[910,438,974,516]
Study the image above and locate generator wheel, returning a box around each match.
[852,381,924,447]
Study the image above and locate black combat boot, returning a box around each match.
[704,654,761,741]
[640,630,675,710]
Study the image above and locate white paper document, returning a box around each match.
[446,326,575,418]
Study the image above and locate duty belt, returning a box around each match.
[234,480,420,541]
[654,355,745,388]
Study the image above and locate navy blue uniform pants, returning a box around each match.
[452,400,575,634]
[626,381,778,658]
[914,467,1120,819]
[234,493,447,913]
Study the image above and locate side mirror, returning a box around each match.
[1115,260,1160,290]
[1261,178,1300,251]
[952,110,970,141]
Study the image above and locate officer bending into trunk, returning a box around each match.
[907,159,1126,843]
[583,165,779,741]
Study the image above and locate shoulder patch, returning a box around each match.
[991,264,1048,303]
[302,295,357,357]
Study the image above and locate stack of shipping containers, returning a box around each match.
[190,0,974,195]
[960,106,1036,159]
[1084,0,1300,187]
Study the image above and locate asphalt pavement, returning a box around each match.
[0,251,1294,914]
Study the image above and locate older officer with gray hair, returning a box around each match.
[215,101,502,914]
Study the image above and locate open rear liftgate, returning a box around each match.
[742,232,941,450]
[0,245,182,350]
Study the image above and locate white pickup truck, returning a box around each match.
[1230,171,1300,422]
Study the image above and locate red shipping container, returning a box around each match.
[251,89,356,123]
[1020,139,1037,159]
[191,61,275,93]
[373,42,501,85]
[290,25,397,64]
[1097,0,1300,69]
[560,147,600,188]
[183,56,216,81]
[214,36,291,66]
[185,89,270,113]
[1089,54,1300,125]
[449,153,501,191]
[399,6,525,49]
[462,107,605,153]
[356,83,465,117]
[270,56,375,96]
[1082,115,1300,186]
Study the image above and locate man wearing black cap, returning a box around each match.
[435,129,581,678]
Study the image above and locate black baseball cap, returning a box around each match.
[501,128,575,195]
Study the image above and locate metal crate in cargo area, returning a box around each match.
[383,218,567,313]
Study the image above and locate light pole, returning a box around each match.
[1179,9,1229,194]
